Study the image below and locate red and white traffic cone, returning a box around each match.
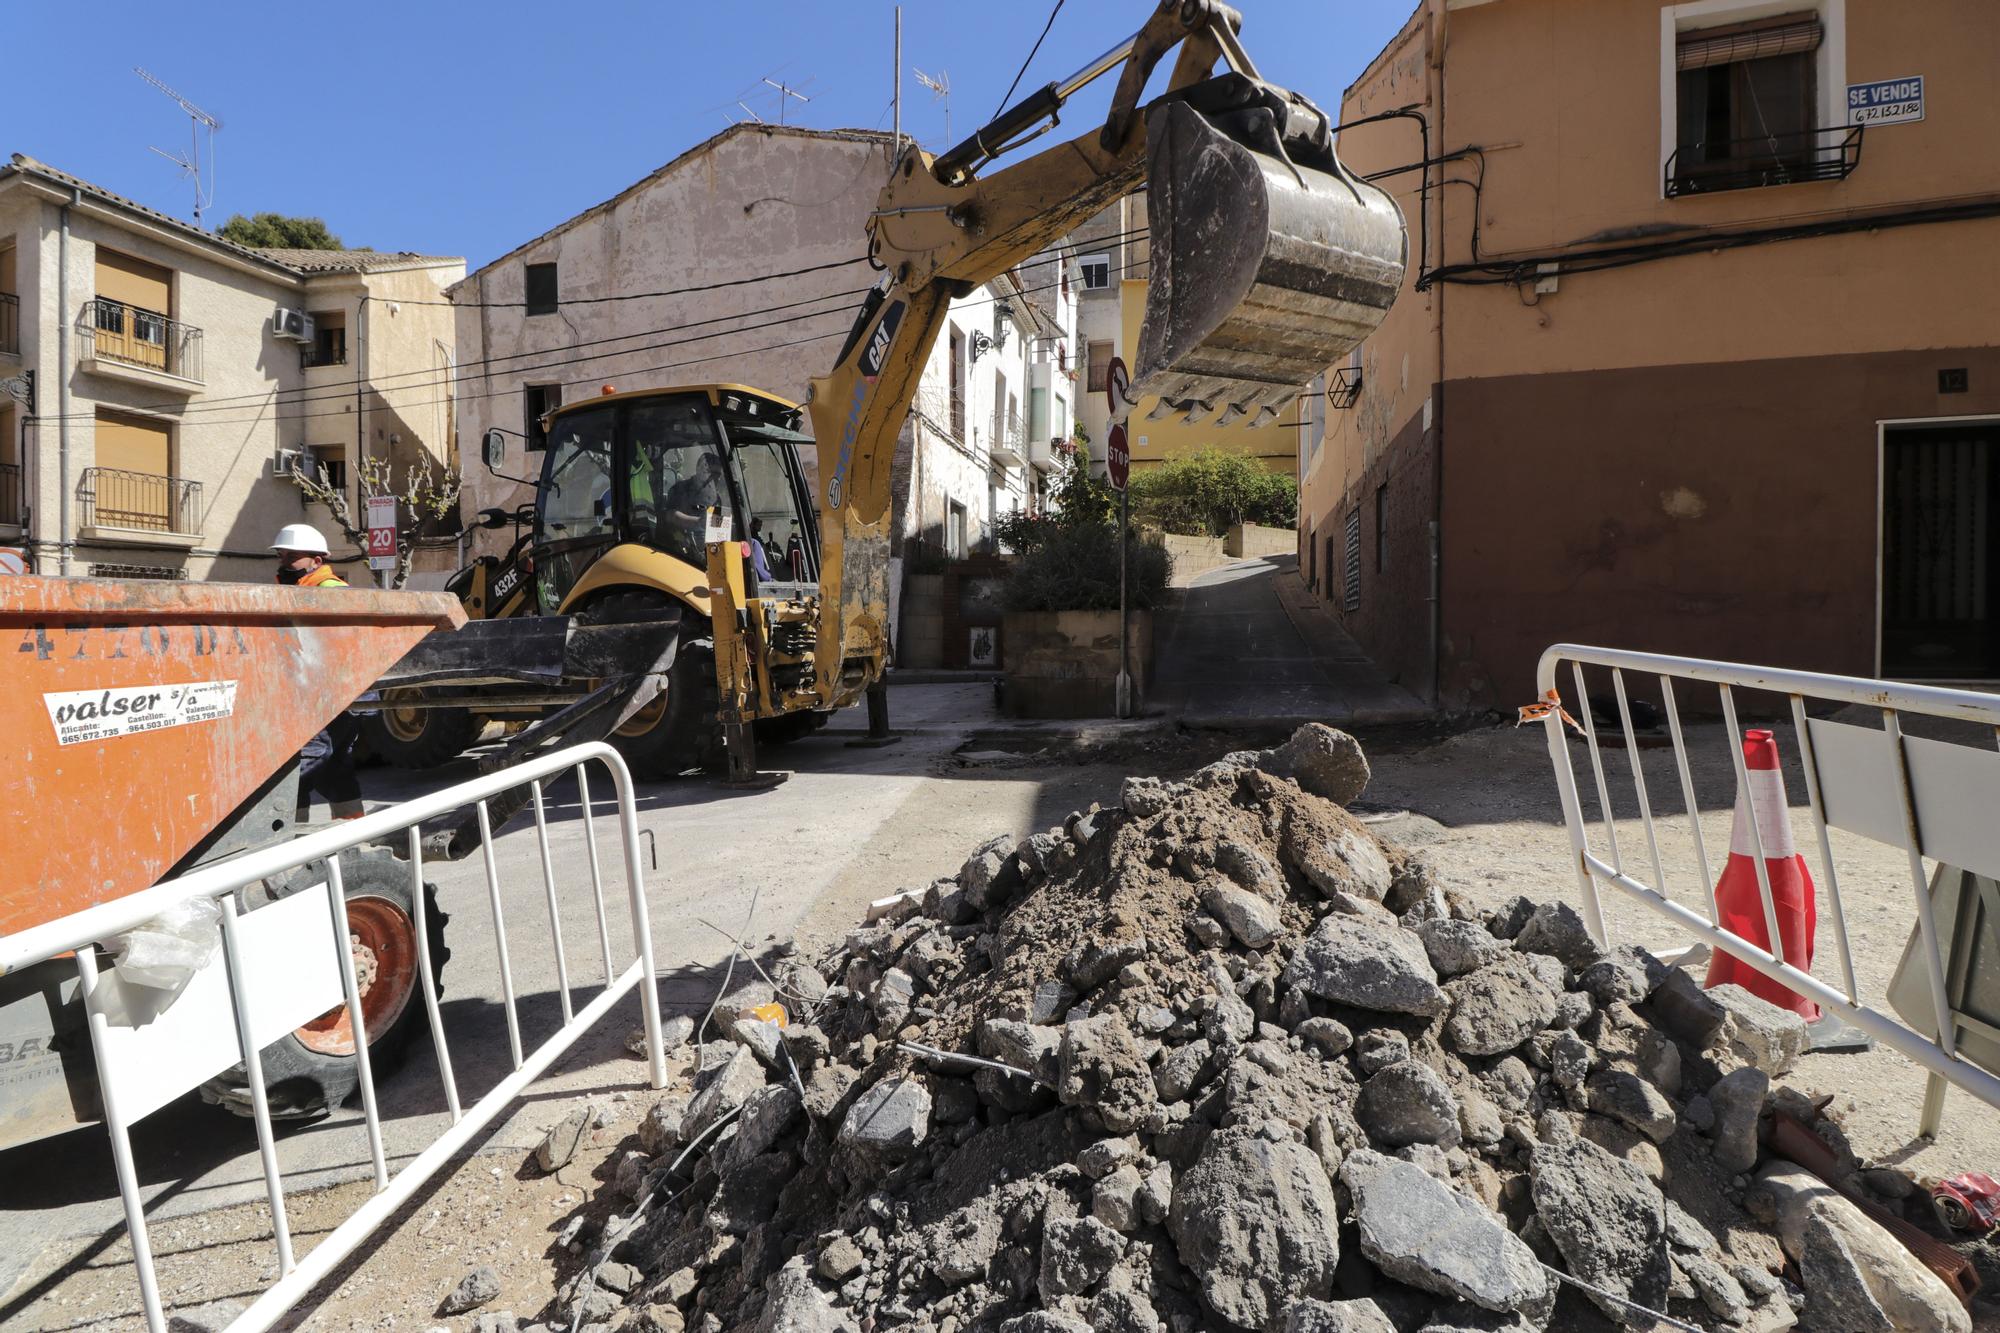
[1704,728,1820,1021]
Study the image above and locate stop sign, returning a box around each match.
[1107,423,1130,491]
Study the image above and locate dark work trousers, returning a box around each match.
[299,713,365,819]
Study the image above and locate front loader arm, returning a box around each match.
[803,0,1406,707]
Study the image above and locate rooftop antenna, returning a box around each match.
[913,67,950,145]
[760,75,811,126]
[134,67,221,228]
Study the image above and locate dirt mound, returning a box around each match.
[532,727,1975,1333]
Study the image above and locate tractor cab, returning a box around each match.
[531,384,819,614]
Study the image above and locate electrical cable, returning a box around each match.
[32,232,1157,428]
[31,223,1159,424]
[397,252,872,309]
[994,0,1066,117]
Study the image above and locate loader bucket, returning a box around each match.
[0,576,463,935]
[1134,94,1407,426]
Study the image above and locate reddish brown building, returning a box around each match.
[1299,0,2000,707]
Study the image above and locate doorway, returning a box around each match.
[1881,418,2000,678]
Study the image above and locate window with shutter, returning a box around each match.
[1666,8,1853,196]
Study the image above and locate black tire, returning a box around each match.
[200,848,449,1120]
[589,591,722,780]
[358,690,484,770]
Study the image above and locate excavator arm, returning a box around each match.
[803,0,1407,708]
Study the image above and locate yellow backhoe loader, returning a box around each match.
[372,0,1408,786]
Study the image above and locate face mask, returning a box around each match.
[277,563,307,585]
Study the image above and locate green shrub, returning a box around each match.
[1002,521,1171,612]
[1128,448,1297,536]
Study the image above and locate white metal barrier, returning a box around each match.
[0,741,666,1333]
[1536,645,2000,1138]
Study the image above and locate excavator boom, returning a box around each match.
[803,0,1407,707]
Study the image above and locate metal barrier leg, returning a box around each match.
[601,756,667,1091]
[406,827,462,1122]
[475,800,525,1070]
[326,858,390,1191]
[1540,691,1609,948]
[217,897,296,1275]
[1921,1072,1948,1140]
[72,946,169,1333]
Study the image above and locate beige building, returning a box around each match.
[453,124,1079,576]
[1071,197,1299,481]
[1301,0,2000,706]
[0,154,462,582]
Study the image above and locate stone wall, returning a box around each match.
[1002,608,1152,718]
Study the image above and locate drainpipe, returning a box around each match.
[1428,1,1449,707]
[57,187,79,575]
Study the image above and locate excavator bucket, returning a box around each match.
[1134,91,1407,426]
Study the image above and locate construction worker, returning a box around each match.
[273,522,348,589]
[273,524,365,820]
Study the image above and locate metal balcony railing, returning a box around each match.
[1665,123,1863,198]
[0,292,17,356]
[78,297,204,380]
[79,466,202,535]
[0,462,21,525]
[992,415,1027,465]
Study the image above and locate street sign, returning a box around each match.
[1107,423,1130,492]
[1848,76,1924,127]
[365,495,398,572]
[1106,356,1130,419]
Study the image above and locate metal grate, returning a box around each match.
[1665,124,1862,197]
[88,562,187,581]
[1342,508,1361,611]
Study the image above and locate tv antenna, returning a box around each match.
[913,67,951,145]
[760,75,811,126]
[134,67,221,227]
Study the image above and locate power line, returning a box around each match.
[993,0,1065,117]
[36,224,1156,424]
[33,238,1157,430]
[400,252,871,309]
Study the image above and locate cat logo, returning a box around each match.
[860,301,906,382]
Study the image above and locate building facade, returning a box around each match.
[0,155,461,583]
[454,124,1077,565]
[1301,0,2000,706]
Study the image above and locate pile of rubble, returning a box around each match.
[539,726,1974,1333]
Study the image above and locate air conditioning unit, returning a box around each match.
[271,447,303,478]
[273,307,308,342]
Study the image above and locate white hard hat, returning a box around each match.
[271,523,330,555]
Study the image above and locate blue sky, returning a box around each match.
[0,1,1416,271]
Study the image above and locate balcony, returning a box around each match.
[990,414,1026,468]
[78,466,203,546]
[78,297,204,390]
[0,462,21,527]
[0,292,17,357]
[1665,124,1863,198]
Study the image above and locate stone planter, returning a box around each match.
[1001,609,1153,719]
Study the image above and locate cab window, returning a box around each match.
[629,397,731,567]
[535,409,616,610]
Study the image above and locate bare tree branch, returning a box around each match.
[286,455,464,590]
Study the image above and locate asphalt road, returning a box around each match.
[1150,555,1424,724]
[0,681,1116,1313]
